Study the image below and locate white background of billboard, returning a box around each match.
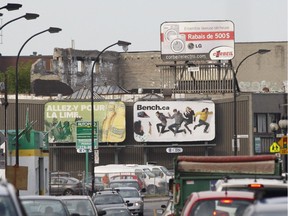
[133,100,215,142]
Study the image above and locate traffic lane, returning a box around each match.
[144,196,170,216]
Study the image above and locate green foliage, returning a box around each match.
[0,61,32,94]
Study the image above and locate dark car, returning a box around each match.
[102,206,132,216]
[92,190,128,212]
[50,176,84,195]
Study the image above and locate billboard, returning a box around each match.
[160,20,234,61]
[44,101,125,143]
[133,100,215,142]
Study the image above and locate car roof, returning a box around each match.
[216,178,287,187]
[110,179,138,182]
[59,195,92,200]
[20,195,65,200]
[95,190,120,195]
[192,191,255,200]
[114,187,138,191]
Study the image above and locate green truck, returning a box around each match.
[172,154,284,215]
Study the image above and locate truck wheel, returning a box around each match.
[147,185,157,194]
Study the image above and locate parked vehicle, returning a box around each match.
[0,180,27,216]
[115,187,145,216]
[172,154,283,215]
[139,164,173,184]
[92,190,129,212]
[181,191,255,216]
[49,176,84,195]
[60,195,106,216]
[20,195,71,216]
[50,171,71,178]
[110,174,145,189]
[243,196,288,216]
[84,176,105,195]
[94,164,166,194]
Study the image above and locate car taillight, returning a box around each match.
[213,210,229,216]
[219,199,233,204]
[248,184,263,188]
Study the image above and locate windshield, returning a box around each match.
[118,189,140,198]
[0,196,19,216]
[142,168,156,178]
[94,195,123,205]
[61,199,95,215]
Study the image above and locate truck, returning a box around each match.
[172,154,284,215]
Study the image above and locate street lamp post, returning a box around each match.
[15,27,62,168]
[0,3,22,11]
[90,40,131,193]
[0,13,39,30]
[233,49,270,155]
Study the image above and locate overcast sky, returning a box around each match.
[0,0,287,56]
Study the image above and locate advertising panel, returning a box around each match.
[133,100,215,142]
[160,20,234,61]
[44,101,125,143]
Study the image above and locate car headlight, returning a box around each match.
[135,201,143,206]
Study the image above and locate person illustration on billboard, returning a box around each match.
[155,111,169,136]
[167,109,186,136]
[183,106,195,134]
[134,120,152,142]
[194,107,213,133]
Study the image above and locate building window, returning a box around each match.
[254,113,281,133]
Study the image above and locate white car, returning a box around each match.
[116,187,145,216]
[215,178,288,199]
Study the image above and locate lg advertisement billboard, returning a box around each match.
[160,20,235,61]
[44,101,126,143]
[133,100,215,142]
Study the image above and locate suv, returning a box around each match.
[92,190,128,212]
[215,178,288,199]
[0,180,27,216]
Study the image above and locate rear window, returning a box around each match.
[222,186,288,199]
[189,199,253,216]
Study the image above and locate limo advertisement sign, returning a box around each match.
[133,100,215,142]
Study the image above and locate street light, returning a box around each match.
[90,40,131,193]
[0,13,39,30]
[0,3,22,11]
[15,27,62,168]
[233,49,270,155]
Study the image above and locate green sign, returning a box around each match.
[76,121,98,153]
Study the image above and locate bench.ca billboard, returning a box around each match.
[133,100,215,142]
[44,101,125,143]
[160,20,234,61]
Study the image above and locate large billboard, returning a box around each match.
[44,101,125,143]
[160,20,234,61]
[133,101,215,142]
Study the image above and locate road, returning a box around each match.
[144,196,170,216]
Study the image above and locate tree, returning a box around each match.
[0,61,32,94]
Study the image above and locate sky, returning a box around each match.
[0,0,287,56]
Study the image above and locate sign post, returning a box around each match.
[76,121,98,182]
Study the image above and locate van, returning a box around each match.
[94,164,167,194]
[138,164,173,184]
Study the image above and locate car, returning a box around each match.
[83,176,105,195]
[60,195,106,216]
[215,178,288,199]
[20,195,71,216]
[50,171,71,178]
[242,196,288,216]
[181,191,256,216]
[0,180,27,216]
[110,174,146,190]
[49,176,84,196]
[92,190,128,212]
[158,198,174,216]
[115,187,145,216]
[102,206,132,216]
[109,179,142,192]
